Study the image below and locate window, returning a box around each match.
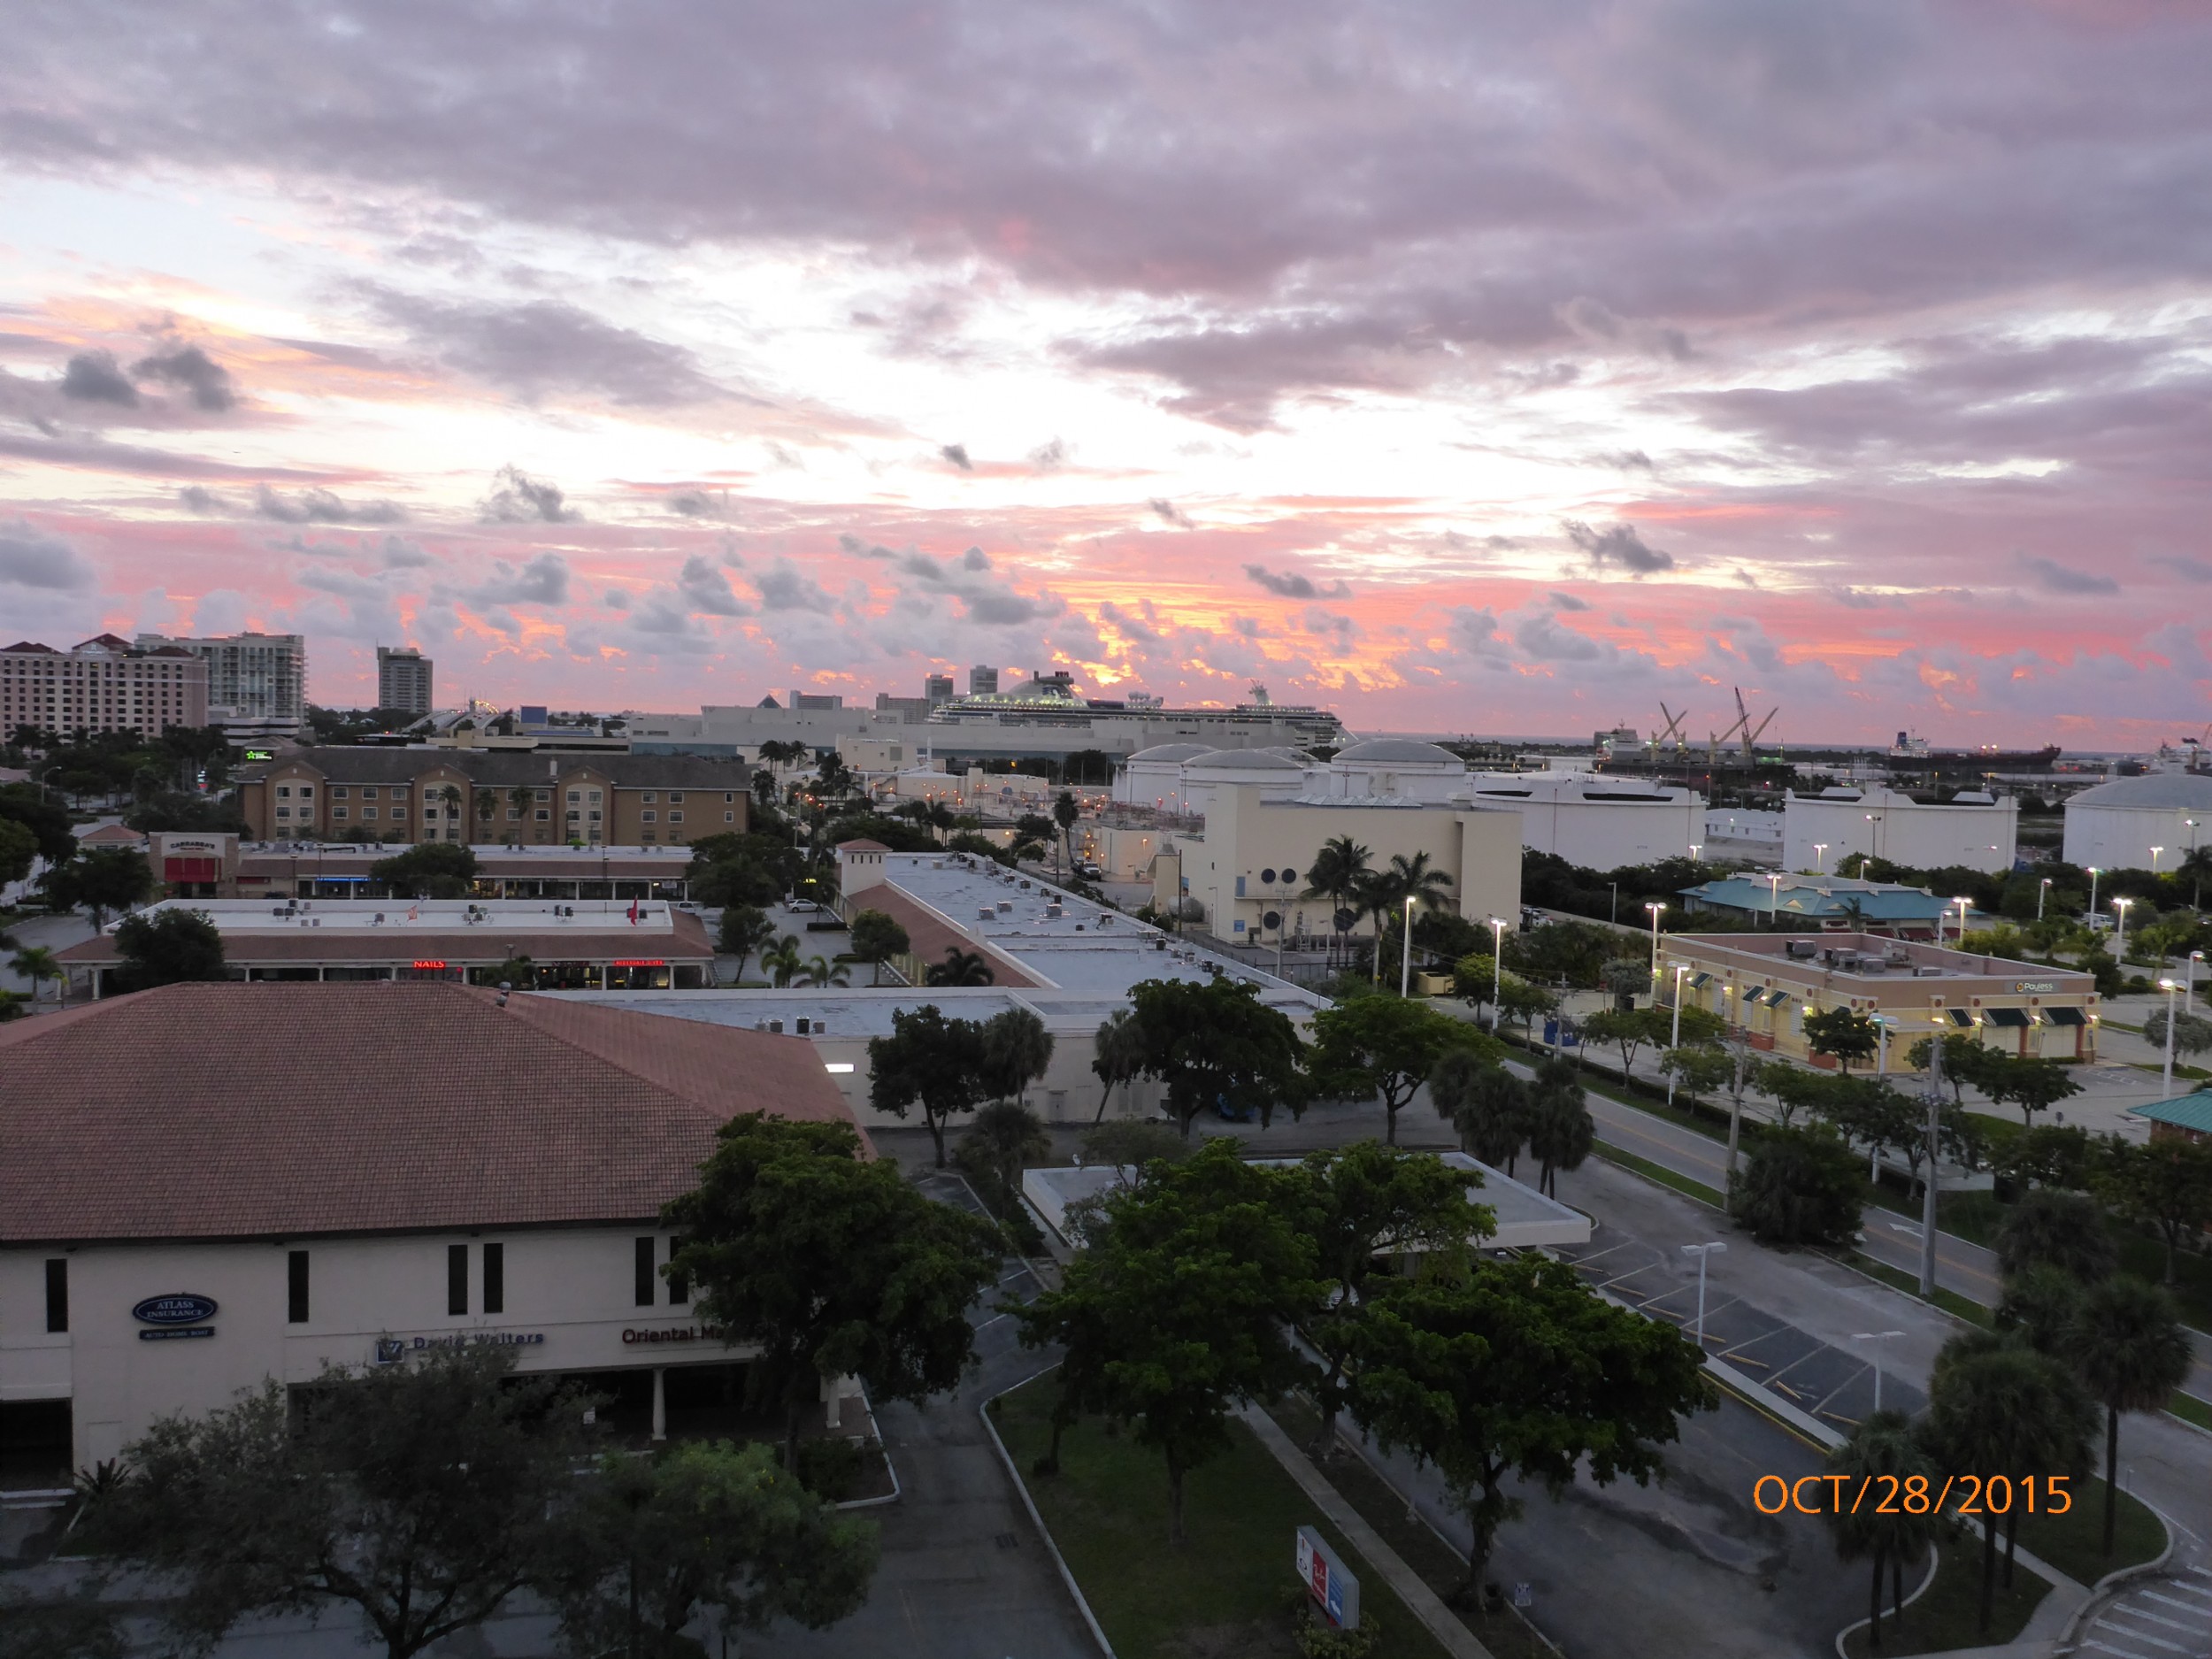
[641,829,657,841]
[332,806,349,821]
[297,787,313,800]
[667,1236,689,1303]
[362,787,380,800]
[669,792,684,803]
[535,789,550,803]
[44,1258,66,1333]
[506,808,520,821]
[641,791,657,803]
[483,1243,504,1315]
[331,787,349,799]
[276,807,291,820]
[568,790,580,804]
[448,1244,469,1316]
[534,809,549,822]
[668,811,683,824]
[634,1236,657,1306]
[588,810,602,823]
[362,807,378,820]
[641,810,657,824]
[276,785,291,798]
[724,793,734,803]
[724,811,735,823]
[288,1251,310,1323]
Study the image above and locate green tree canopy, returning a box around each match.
[370,841,479,899]
[1428,1049,1529,1175]
[1125,972,1308,1137]
[924,944,996,985]
[867,1003,989,1165]
[1310,994,1498,1145]
[1729,1123,1865,1246]
[82,1347,588,1659]
[2095,1133,2212,1286]
[1802,1006,1881,1073]
[2064,1278,2193,1558]
[113,907,227,991]
[0,816,36,887]
[45,847,154,926]
[1824,1410,1942,1651]
[1979,1055,2084,1128]
[1524,1056,1594,1197]
[664,1114,1002,1469]
[1347,1257,1711,1593]
[1995,1187,2116,1282]
[0,782,77,863]
[980,1005,1055,1106]
[848,908,910,984]
[717,902,777,979]
[1578,1005,1671,1075]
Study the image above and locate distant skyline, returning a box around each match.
[4,3,2210,749]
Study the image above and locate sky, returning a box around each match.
[2,1,2210,749]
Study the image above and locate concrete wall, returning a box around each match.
[2063,803,2210,874]
[1786,788,2018,874]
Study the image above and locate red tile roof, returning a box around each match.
[0,982,863,1244]
[853,883,1039,988]
[837,838,892,851]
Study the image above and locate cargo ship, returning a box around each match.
[1886,733,2061,773]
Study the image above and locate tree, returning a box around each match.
[1659,1042,1733,1105]
[1524,1057,1594,1197]
[1347,1257,1709,1595]
[665,1113,1002,1470]
[1578,1005,1670,1077]
[961,1098,1052,1197]
[0,782,77,864]
[1802,1006,1880,1073]
[1824,1410,1941,1651]
[1908,1033,1999,1106]
[1428,1049,1529,1174]
[717,903,776,980]
[45,848,154,926]
[925,945,995,986]
[1496,973,1558,1034]
[0,815,35,887]
[1729,1123,1865,1246]
[760,933,804,987]
[1302,834,1372,967]
[848,909,910,985]
[1980,1055,2083,1129]
[1310,995,1497,1146]
[1124,972,1308,1137]
[1993,1123,2095,1193]
[2097,1133,2212,1286]
[2065,1279,2193,1557]
[1924,1340,2094,1631]
[796,954,851,987]
[868,1004,989,1166]
[2144,1006,2212,1062]
[10,941,62,1002]
[83,1348,588,1659]
[1755,1059,1834,1129]
[1995,1263,2085,1359]
[113,907,227,991]
[1995,1187,2116,1282]
[1012,1142,1320,1544]
[1293,1142,1494,1456]
[542,1440,877,1659]
[980,1005,1055,1109]
[1052,788,1079,872]
[371,841,479,899]
[1090,1006,1146,1124]
[1451,951,1497,1017]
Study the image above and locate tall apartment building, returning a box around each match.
[376,646,434,715]
[969,664,999,696]
[136,631,306,744]
[1,635,210,740]
[924,673,955,703]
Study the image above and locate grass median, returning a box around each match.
[990,1372,1455,1659]
[1839,1531,2049,1659]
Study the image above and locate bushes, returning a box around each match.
[1729,1124,1866,1247]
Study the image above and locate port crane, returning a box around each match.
[1708,687,1779,766]
[1655,703,1691,758]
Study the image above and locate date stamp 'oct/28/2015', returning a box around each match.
[1752,1474,2071,1517]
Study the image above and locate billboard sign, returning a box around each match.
[1294,1525,1360,1630]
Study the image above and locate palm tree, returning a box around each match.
[1995,1188,2116,1283]
[507,784,535,840]
[964,1098,1051,1195]
[2181,843,2212,912]
[10,943,63,1003]
[1825,1410,1941,1650]
[760,933,804,987]
[983,1007,1054,1108]
[1090,1007,1146,1124]
[1524,1057,1594,1197]
[2065,1279,2193,1557]
[1428,1048,1528,1175]
[1301,834,1371,967]
[1372,849,1455,984]
[797,955,852,987]
[1052,789,1080,874]
[926,946,996,987]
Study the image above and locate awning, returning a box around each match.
[1985,1007,2030,1028]
[1947,1009,1975,1027]
[1687,972,1712,989]
[2045,1006,2087,1027]
[1763,988,1793,1008]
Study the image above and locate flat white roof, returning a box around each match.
[114,896,680,937]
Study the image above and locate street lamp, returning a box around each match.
[1814,842,1828,875]
[1400,894,1415,998]
[1646,901,1664,981]
[1666,964,1688,1104]
[1952,896,1971,947]
[1681,1242,1727,1348]
[2158,978,2181,1101]
[2113,895,2134,962]
[1688,842,1702,864]
[2038,877,2051,920]
[2087,866,2101,920]
[1489,916,1508,1034]
[2191,950,2206,1014]
[2150,846,2164,875]
[1765,872,1783,929]
[1853,1330,1907,1412]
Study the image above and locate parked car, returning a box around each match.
[787,897,822,913]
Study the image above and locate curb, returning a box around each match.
[979,1368,1116,1659]
[1832,1540,1942,1659]
[2053,1493,2179,1653]
[833,1386,902,1511]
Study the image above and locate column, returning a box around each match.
[651,1366,667,1442]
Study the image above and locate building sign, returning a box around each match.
[134,1294,218,1325]
[372,1332,547,1363]
[1295,1525,1360,1630]
[411,959,448,970]
[621,1325,726,1345]
[2013,980,2059,994]
[242,749,276,762]
[611,959,667,969]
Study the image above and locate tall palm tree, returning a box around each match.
[1525,1057,1594,1197]
[10,943,63,1003]
[760,933,804,987]
[1995,1188,2116,1283]
[1824,1410,1941,1650]
[2181,842,2212,912]
[1428,1048,1528,1175]
[1301,834,1371,967]
[964,1098,1051,1195]
[2065,1279,2193,1557]
[926,946,996,987]
[1090,1007,1146,1124]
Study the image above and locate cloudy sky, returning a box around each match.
[3,0,2209,746]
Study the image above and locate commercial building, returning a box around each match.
[1,635,209,739]
[144,833,711,902]
[1461,770,1702,870]
[2131,1090,2212,1145]
[54,897,718,996]
[969,664,1000,696]
[1783,786,2018,875]
[1159,786,1524,949]
[0,981,864,1487]
[376,645,434,715]
[136,631,307,743]
[235,748,750,845]
[1676,874,1956,938]
[1657,933,2099,1064]
[2062,773,2212,873]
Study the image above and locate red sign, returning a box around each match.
[411,959,447,970]
[611,959,666,968]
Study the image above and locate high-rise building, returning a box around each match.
[924,673,955,703]
[1,634,209,740]
[136,631,306,743]
[377,646,434,715]
[969,664,999,696]
[788,691,844,710]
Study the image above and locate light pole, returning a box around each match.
[1765,872,1783,929]
[1873,1012,1888,1079]
[1647,902,1664,983]
[1953,896,1971,948]
[1489,916,1507,1034]
[1918,1032,1945,1299]
[1400,895,1414,998]
[2087,866,2101,921]
[2159,978,2181,1101]
[2038,877,2051,920]
[2150,846,2164,875]
[2113,895,2133,963]
[1814,842,1828,875]
[1665,964,1687,1104]
[2191,949,2206,1013]
[1689,842,1702,865]
[1853,1330,1906,1412]
[1681,1242,1726,1348]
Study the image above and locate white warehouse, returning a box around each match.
[1784,786,2018,875]
[2062,773,2212,872]
[1461,772,1704,871]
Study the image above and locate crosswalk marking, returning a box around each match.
[2094,1618,2185,1654]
